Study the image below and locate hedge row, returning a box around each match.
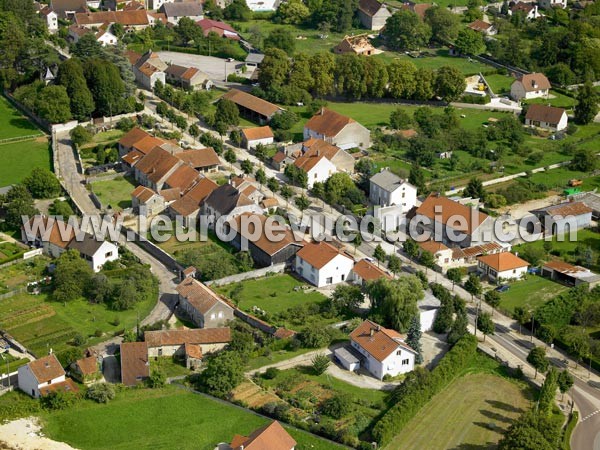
[371,334,478,446]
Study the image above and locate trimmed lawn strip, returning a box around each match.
[90,176,136,210]
[385,371,530,450]
[484,73,515,95]
[0,96,43,140]
[497,275,569,314]
[0,137,51,186]
[41,386,344,450]
[216,274,327,316]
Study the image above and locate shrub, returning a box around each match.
[321,393,352,419]
[41,391,78,410]
[147,370,166,388]
[94,329,103,337]
[311,353,330,375]
[86,383,116,403]
[263,367,280,379]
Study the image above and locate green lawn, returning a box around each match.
[0,256,50,295]
[246,346,316,370]
[0,353,29,375]
[374,48,492,75]
[0,290,156,357]
[216,274,328,316]
[0,241,27,263]
[485,73,515,95]
[150,355,193,378]
[0,137,51,186]
[42,387,343,450]
[497,275,569,314]
[90,176,136,210]
[513,228,600,272]
[0,96,43,140]
[523,90,578,109]
[385,372,530,450]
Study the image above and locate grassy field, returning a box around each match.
[523,90,578,109]
[0,290,155,357]
[90,176,136,210]
[42,387,343,450]
[513,228,600,272]
[0,96,43,140]
[0,241,27,263]
[375,48,492,75]
[216,274,327,315]
[386,372,530,450]
[497,275,569,313]
[0,137,51,186]
[485,73,515,95]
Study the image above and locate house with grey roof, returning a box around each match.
[202,183,263,234]
[369,169,417,210]
[176,277,234,328]
[159,1,203,24]
[358,0,391,30]
[67,233,119,272]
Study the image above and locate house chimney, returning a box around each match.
[370,328,374,337]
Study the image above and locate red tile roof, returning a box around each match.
[416,194,489,235]
[169,177,218,216]
[242,126,274,141]
[418,240,450,254]
[24,216,75,249]
[165,164,201,192]
[120,341,149,386]
[144,327,231,347]
[477,252,529,272]
[118,127,149,150]
[176,277,229,315]
[230,421,297,450]
[525,104,566,125]
[222,89,282,119]
[516,73,551,92]
[27,354,65,383]
[539,201,593,217]
[228,213,300,256]
[131,185,157,203]
[296,240,352,269]
[74,356,98,375]
[39,378,79,396]
[176,148,220,169]
[352,259,392,281]
[350,319,415,363]
[305,108,355,138]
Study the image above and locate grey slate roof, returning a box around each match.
[160,2,203,17]
[204,183,253,215]
[245,53,265,64]
[370,170,408,192]
[67,232,107,258]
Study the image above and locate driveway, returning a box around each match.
[156,51,243,83]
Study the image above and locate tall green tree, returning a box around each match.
[373,243,386,266]
[198,351,244,398]
[57,59,96,121]
[385,10,432,50]
[54,250,94,303]
[574,81,599,125]
[406,315,423,364]
[366,276,424,332]
[36,85,72,123]
[424,6,460,43]
[288,53,313,91]
[215,98,240,127]
[223,0,252,21]
[310,52,335,97]
[84,58,125,116]
[454,28,486,56]
[435,66,466,102]
[464,274,482,301]
[477,311,494,342]
[387,59,417,99]
[258,47,291,90]
[527,346,549,378]
[264,29,296,55]
[23,167,61,199]
[72,33,103,60]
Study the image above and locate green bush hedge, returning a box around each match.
[371,334,478,446]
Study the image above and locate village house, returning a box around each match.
[530,201,593,236]
[509,1,542,19]
[22,216,119,272]
[401,1,432,19]
[538,0,567,8]
[120,341,149,386]
[196,18,240,40]
[524,104,568,132]
[339,319,416,380]
[176,277,235,328]
[202,183,263,234]
[294,240,355,287]
[168,177,219,227]
[230,176,265,204]
[159,1,203,24]
[358,0,391,30]
[477,252,529,282]
[118,127,152,157]
[18,354,78,398]
[222,89,283,124]
[412,194,493,248]
[369,169,417,210]
[226,421,297,450]
[244,0,279,11]
[304,108,371,150]
[510,72,551,101]
[134,146,182,191]
[68,25,118,46]
[542,260,600,288]
[50,0,88,19]
[165,64,212,90]
[242,126,274,150]
[351,258,392,286]
[570,191,600,220]
[334,34,376,56]
[131,51,167,90]
[131,185,166,216]
[292,149,337,189]
[418,240,454,268]
[301,138,355,173]
[271,151,294,172]
[70,355,101,385]
[40,7,59,32]
[467,19,497,35]
[74,10,150,30]
[226,213,303,267]
[145,327,231,363]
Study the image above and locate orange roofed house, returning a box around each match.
[294,240,355,287]
[304,108,371,150]
[176,277,235,328]
[413,194,493,248]
[477,252,529,282]
[226,421,297,450]
[351,258,392,286]
[510,72,551,101]
[18,353,79,398]
[336,319,417,380]
[241,126,274,150]
[222,89,283,124]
